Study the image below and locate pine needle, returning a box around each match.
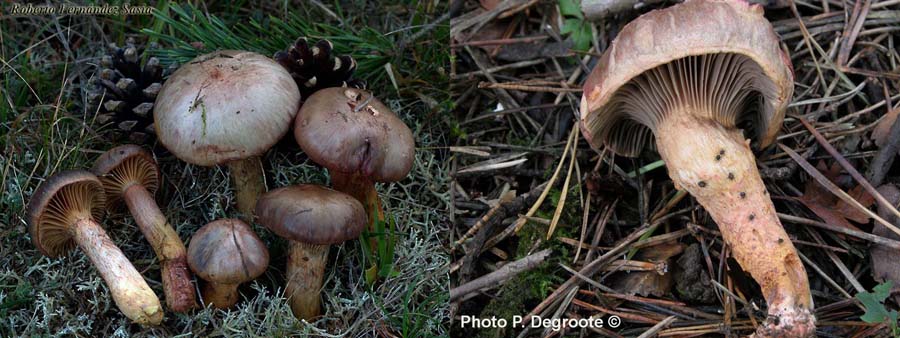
[547,130,578,239]
[780,143,900,237]
[140,3,396,86]
[514,126,578,232]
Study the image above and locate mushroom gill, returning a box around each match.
[38,181,106,257]
[585,53,779,157]
[97,154,159,203]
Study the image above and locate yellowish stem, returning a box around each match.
[200,281,239,309]
[227,156,266,221]
[124,184,196,312]
[656,112,814,337]
[331,172,384,255]
[285,241,328,321]
[72,218,163,325]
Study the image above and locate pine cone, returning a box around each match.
[87,37,168,144]
[274,38,366,98]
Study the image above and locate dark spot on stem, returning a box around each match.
[740,192,746,199]
[749,214,755,221]
[728,173,735,180]
[698,181,707,188]
[715,154,721,161]
[778,238,784,244]
[719,149,725,155]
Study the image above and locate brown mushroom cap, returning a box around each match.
[27,170,107,257]
[187,219,269,284]
[92,144,160,206]
[154,50,301,166]
[579,0,793,157]
[256,184,366,245]
[293,87,415,182]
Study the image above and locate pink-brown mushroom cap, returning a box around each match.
[256,184,366,245]
[154,50,301,166]
[293,87,415,182]
[187,219,269,284]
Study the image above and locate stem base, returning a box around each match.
[200,282,239,309]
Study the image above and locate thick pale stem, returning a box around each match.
[123,184,196,312]
[72,218,163,325]
[331,172,385,253]
[285,241,328,321]
[227,156,266,221]
[656,113,814,337]
[200,281,240,309]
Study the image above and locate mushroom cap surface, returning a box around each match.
[155,50,301,166]
[27,170,107,257]
[187,219,269,284]
[92,144,160,206]
[293,87,415,182]
[256,184,366,245]
[579,0,793,156]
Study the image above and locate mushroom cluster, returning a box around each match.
[27,45,413,324]
[579,0,812,336]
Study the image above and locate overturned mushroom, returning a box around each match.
[93,144,196,312]
[293,87,414,268]
[579,0,812,336]
[186,218,269,309]
[256,184,366,320]
[154,50,301,220]
[27,170,163,325]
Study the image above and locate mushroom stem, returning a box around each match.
[123,184,196,312]
[656,113,814,337]
[200,281,240,309]
[227,156,267,221]
[71,217,163,325]
[331,172,386,256]
[285,241,328,320]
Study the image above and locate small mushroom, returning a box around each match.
[27,170,163,325]
[256,184,366,320]
[92,144,196,312]
[154,50,301,220]
[579,1,811,336]
[293,87,414,263]
[186,219,269,309]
